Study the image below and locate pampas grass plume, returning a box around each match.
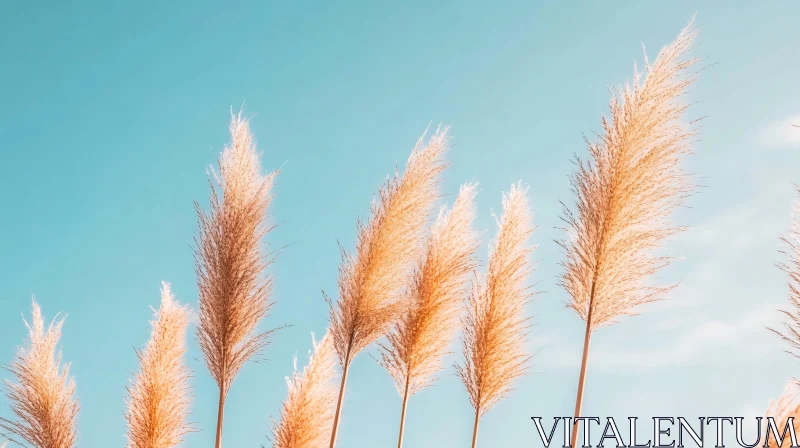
[326,126,449,447]
[456,182,535,447]
[380,183,479,447]
[125,282,192,448]
[770,190,800,360]
[272,332,338,448]
[0,300,79,448]
[765,382,800,448]
[195,110,278,448]
[559,22,699,329]
[558,19,700,448]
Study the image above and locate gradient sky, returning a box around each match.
[2,1,800,447]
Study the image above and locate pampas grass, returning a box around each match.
[558,20,699,447]
[0,300,79,448]
[195,111,278,448]
[379,183,479,448]
[271,333,338,448]
[770,189,800,359]
[326,127,448,447]
[125,282,192,448]
[765,382,800,448]
[456,183,535,448]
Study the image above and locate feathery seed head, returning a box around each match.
[125,282,193,448]
[456,182,535,416]
[1,299,79,448]
[328,127,449,366]
[559,22,699,332]
[195,111,277,396]
[765,382,800,448]
[770,190,800,361]
[271,333,338,448]
[380,183,479,396]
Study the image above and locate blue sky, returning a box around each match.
[1,1,800,447]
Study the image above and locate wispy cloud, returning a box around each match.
[551,304,779,373]
[760,115,800,148]
[679,202,782,254]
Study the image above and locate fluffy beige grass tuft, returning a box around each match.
[380,183,479,447]
[770,189,800,360]
[456,183,535,448]
[0,300,79,448]
[125,282,192,448]
[195,111,278,448]
[558,19,700,448]
[326,127,449,447]
[559,22,699,330]
[272,333,338,448]
[764,382,800,448]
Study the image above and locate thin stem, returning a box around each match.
[471,408,480,448]
[328,353,351,448]
[215,387,225,448]
[397,379,411,448]
[570,320,593,448]
[570,282,596,448]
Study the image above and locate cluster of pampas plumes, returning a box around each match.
[325,127,448,447]
[558,20,699,447]
[457,182,535,448]
[125,282,192,448]
[0,16,744,448]
[379,183,479,448]
[0,300,79,448]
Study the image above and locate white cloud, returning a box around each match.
[608,305,776,371]
[679,202,782,254]
[549,304,780,373]
[529,332,559,352]
[760,115,800,148]
[736,404,765,422]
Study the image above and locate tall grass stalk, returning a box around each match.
[195,111,278,448]
[125,282,192,448]
[558,20,699,447]
[271,333,338,448]
[326,128,448,448]
[769,189,800,360]
[765,382,800,448]
[0,300,79,448]
[456,183,535,448]
[379,183,479,448]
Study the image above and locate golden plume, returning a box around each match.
[0,300,79,448]
[272,332,338,448]
[770,189,800,359]
[380,183,479,448]
[195,111,278,448]
[326,127,448,447]
[125,282,192,448]
[558,20,699,448]
[456,183,535,448]
[764,382,800,448]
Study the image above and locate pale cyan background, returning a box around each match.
[1,1,800,447]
